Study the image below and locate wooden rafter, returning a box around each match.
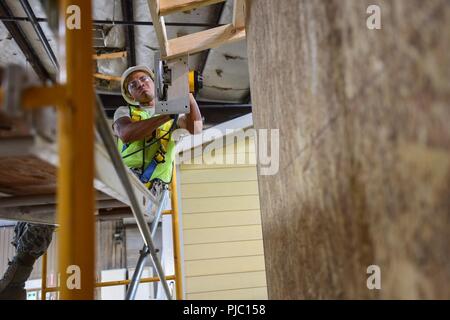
[165,24,245,59]
[93,73,122,81]
[93,51,127,60]
[147,0,169,57]
[159,0,225,16]
[232,0,246,29]
[147,0,246,60]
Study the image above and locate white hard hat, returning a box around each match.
[121,65,155,105]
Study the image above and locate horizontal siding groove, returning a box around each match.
[181,166,256,172]
[186,287,267,300]
[184,238,262,246]
[181,193,259,200]
[181,169,257,184]
[183,223,261,231]
[180,179,258,185]
[184,225,263,245]
[185,254,264,262]
[183,210,261,229]
[183,209,259,215]
[186,286,267,295]
[180,165,255,170]
[179,137,266,299]
[184,239,264,247]
[186,269,266,279]
[181,180,258,186]
[182,208,260,216]
[183,196,260,214]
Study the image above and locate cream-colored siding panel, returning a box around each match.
[184,225,263,245]
[181,181,259,199]
[183,195,260,213]
[185,255,265,277]
[180,162,255,171]
[183,210,261,229]
[180,137,256,165]
[184,240,265,261]
[186,271,267,293]
[180,137,267,299]
[192,153,257,167]
[187,286,268,300]
[181,152,257,168]
[180,167,257,184]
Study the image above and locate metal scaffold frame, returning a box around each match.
[0,0,184,300]
[1,0,248,301]
[38,168,183,300]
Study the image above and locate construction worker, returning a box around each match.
[113,65,202,190]
[0,65,202,300]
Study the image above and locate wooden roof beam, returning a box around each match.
[159,0,225,16]
[232,0,246,29]
[165,23,245,60]
[147,0,169,57]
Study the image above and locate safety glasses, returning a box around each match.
[128,75,151,91]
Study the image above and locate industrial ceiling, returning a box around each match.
[0,0,251,127]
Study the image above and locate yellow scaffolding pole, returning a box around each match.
[38,162,184,301]
[170,167,183,299]
[57,0,95,299]
[21,0,185,300]
[37,275,177,295]
[41,252,48,300]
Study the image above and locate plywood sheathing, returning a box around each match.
[246,0,450,299]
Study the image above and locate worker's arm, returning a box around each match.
[178,93,203,135]
[114,115,171,144]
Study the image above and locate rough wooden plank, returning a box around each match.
[159,0,225,16]
[246,0,450,299]
[147,0,169,57]
[93,73,122,82]
[93,51,127,60]
[0,155,56,195]
[232,0,246,29]
[165,24,245,59]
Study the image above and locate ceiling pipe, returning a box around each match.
[18,0,59,71]
[0,16,222,27]
[0,2,53,82]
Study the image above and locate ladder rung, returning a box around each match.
[163,209,173,215]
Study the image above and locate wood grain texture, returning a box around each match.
[0,156,56,195]
[166,24,245,59]
[246,0,450,299]
[159,0,225,16]
[147,0,169,57]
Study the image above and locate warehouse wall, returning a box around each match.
[0,226,15,276]
[179,136,268,299]
[246,0,450,299]
[1,220,126,285]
